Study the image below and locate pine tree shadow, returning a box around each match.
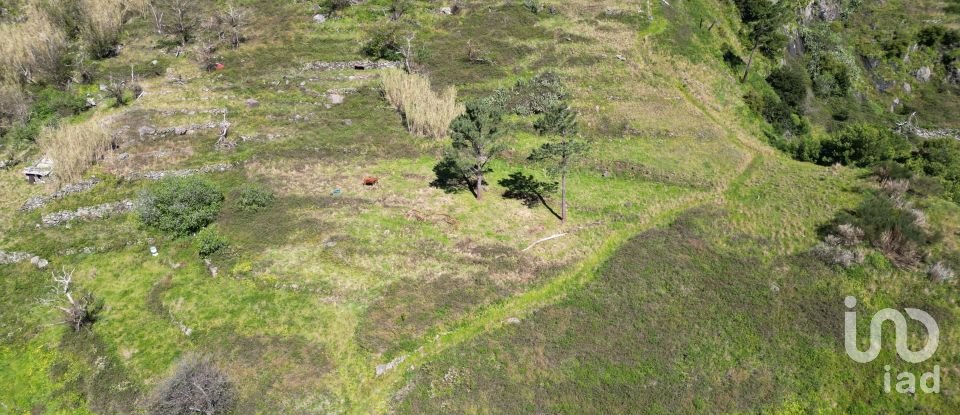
[498,172,561,221]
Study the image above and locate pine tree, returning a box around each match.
[446,100,506,200]
[530,104,587,223]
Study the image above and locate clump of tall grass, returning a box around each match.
[381,69,464,139]
[0,6,69,85]
[0,81,28,132]
[41,120,114,184]
[79,0,125,59]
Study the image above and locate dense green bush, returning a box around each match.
[234,185,275,212]
[818,123,912,167]
[1,86,89,147]
[918,25,947,47]
[362,23,404,61]
[766,64,809,112]
[139,177,224,236]
[487,72,569,115]
[194,227,229,258]
[913,138,960,202]
[323,0,352,15]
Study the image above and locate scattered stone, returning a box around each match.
[0,250,48,269]
[42,200,137,227]
[30,256,49,269]
[125,163,235,181]
[245,98,259,108]
[770,282,780,293]
[328,93,345,105]
[915,66,932,82]
[903,82,912,94]
[204,258,219,277]
[343,119,353,126]
[85,97,97,108]
[376,355,407,377]
[137,122,222,139]
[313,13,327,24]
[506,317,521,325]
[21,178,102,211]
[439,7,452,15]
[305,60,402,71]
[137,126,156,137]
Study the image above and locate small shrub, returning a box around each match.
[918,25,947,48]
[813,239,865,268]
[836,223,864,246]
[40,120,114,184]
[235,185,274,212]
[194,227,228,258]
[871,160,913,183]
[0,81,27,133]
[523,0,544,14]
[362,23,404,61]
[832,194,938,268]
[488,71,569,115]
[322,0,352,15]
[78,0,128,59]
[148,353,235,415]
[381,69,464,139]
[139,177,224,236]
[879,178,910,198]
[104,78,141,106]
[929,261,956,282]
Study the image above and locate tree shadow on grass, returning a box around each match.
[498,171,561,220]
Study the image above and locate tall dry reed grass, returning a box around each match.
[0,6,69,84]
[381,69,464,139]
[41,119,114,184]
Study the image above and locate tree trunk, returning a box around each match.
[741,45,758,83]
[475,173,483,200]
[560,172,567,223]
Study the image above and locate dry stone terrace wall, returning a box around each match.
[0,250,48,268]
[41,200,137,227]
[305,60,402,71]
[124,163,235,181]
[21,179,102,212]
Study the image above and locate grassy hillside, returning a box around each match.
[1,0,959,414]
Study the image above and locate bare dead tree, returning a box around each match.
[220,4,250,49]
[148,2,165,34]
[400,33,415,73]
[40,269,103,332]
[153,0,200,45]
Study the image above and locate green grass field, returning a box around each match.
[2,0,959,414]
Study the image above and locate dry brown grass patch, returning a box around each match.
[381,69,464,139]
[41,119,115,184]
[0,6,69,84]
